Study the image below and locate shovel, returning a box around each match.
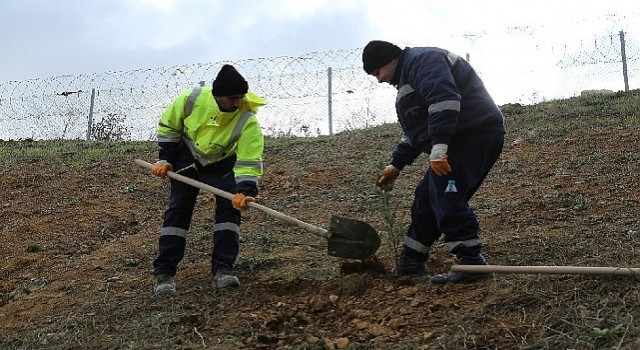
[135,159,380,259]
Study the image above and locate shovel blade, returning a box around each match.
[327,215,381,259]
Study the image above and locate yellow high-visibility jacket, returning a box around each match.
[157,86,266,194]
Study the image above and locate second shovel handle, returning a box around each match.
[452,264,640,276]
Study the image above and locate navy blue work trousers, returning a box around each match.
[404,131,504,259]
[153,165,240,277]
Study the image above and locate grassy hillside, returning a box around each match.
[1,90,639,349]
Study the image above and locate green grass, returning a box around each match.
[0,140,155,168]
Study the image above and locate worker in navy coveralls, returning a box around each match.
[362,40,505,284]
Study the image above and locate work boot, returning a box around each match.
[213,268,240,289]
[430,254,492,285]
[394,252,429,277]
[154,274,177,296]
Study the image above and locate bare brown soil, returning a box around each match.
[1,92,640,349]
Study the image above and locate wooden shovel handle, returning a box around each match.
[134,159,331,239]
[451,265,640,276]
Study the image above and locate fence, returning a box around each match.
[0,22,638,141]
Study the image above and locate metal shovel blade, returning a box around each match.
[327,216,381,259]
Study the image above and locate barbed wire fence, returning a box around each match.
[0,20,638,141]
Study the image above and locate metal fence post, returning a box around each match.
[619,30,629,92]
[327,67,333,135]
[87,88,95,140]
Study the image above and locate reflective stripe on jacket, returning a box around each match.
[157,86,266,186]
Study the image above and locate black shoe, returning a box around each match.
[212,268,240,289]
[429,270,492,284]
[430,254,491,285]
[394,253,429,277]
[154,274,177,296]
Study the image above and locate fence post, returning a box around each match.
[87,88,95,140]
[619,30,629,92]
[327,67,333,135]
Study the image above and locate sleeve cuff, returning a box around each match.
[389,159,406,171]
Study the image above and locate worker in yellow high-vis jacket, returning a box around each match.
[149,64,266,296]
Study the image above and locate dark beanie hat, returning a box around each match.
[362,40,403,74]
[211,64,248,96]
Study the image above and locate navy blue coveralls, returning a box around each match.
[153,145,243,277]
[389,47,505,261]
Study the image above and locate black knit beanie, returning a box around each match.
[362,40,403,74]
[211,64,248,96]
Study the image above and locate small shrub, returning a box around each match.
[379,189,405,265]
[26,243,43,253]
[124,258,140,267]
[90,113,131,141]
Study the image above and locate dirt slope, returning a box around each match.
[1,91,640,349]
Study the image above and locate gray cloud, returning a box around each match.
[0,0,373,82]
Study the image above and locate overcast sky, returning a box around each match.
[1,0,638,83]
